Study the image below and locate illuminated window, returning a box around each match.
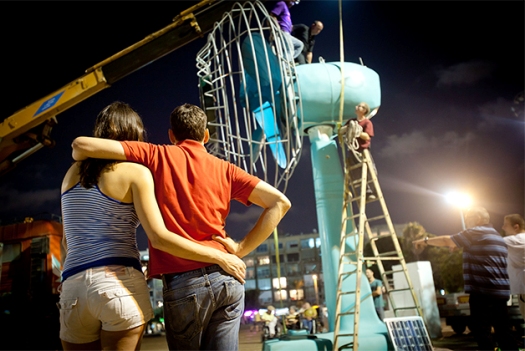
[274,289,288,301]
[244,258,255,267]
[258,256,270,265]
[301,238,315,249]
[289,289,304,301]
[272,277,287,289]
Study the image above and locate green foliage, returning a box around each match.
[431,246,464,293]
[364,222,464,293]
[401,222,463,293]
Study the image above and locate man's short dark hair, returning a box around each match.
[170,103,207,141]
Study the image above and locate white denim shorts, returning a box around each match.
[58,265,153,344]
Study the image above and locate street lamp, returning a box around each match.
[312,274,319,306]
[445,191,472,230]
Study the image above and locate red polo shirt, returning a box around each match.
[121,140,260,278]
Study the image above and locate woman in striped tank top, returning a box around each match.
[58,101,246,351]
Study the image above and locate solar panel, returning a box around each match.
[383,316,434,351]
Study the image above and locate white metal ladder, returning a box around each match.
[333,142,424,351]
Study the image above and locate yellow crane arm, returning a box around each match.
[0,0,253,177]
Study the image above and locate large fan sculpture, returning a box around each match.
[196,1,387,350]
[197,0,303,192]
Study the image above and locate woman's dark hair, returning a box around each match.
[79,101,145,188]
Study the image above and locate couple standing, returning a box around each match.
[58,102,291,350]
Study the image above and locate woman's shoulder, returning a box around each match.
[114,161,149,171]
[112,162,153,181]
[61,162,81,192]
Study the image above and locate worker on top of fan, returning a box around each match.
[269,0,303,59]
[292,20,324,65]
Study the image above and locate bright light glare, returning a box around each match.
[445,192,472,209]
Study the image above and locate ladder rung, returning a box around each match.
[357,257,404,262]
[347,213,366,221]
[336,268,358,275]
[334,332,356,338]
[347,163,364,171]
[350,179,363,186]
[389,287,413,293]
[375,250,400,257]
[336,311,357,317]
[393,306,419,311]
[350,197,364,204]
[367,215,386,222]
[341,231,360,239]
[384,268,407,275]
[374,233,397,239]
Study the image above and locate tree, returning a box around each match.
[401,222,463,293]
[361,221,464,293]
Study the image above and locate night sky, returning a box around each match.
[1,1,523,251]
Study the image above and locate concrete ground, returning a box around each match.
[141,318,481,351]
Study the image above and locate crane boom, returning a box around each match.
[0,0,253,177]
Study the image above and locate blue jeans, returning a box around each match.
[162,264,244,350]
[283,31,304,59]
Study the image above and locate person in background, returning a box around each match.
[59,101,245,351]
[71,103,291,351]
[250,311,263,332]
[502,213,525,319]
[285,306,300,330]
[300,302,317,334]
[261,305,279,338]
[366,268,385,321]
[269,0,303,59]
[413,206,518,351]
[292,20,324,64]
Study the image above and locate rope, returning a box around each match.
[339,120,363,162]
[337,0,345,128]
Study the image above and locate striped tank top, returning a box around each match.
[61,183,142,281]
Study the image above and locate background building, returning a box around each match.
[243,231,324,308]
[140,223,407,310]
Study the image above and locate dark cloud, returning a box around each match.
[435,60,496,87]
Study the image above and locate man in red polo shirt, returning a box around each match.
[72,103,291,351]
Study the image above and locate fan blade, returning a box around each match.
[241,33,287,168]
[251,125,264,163]
[253,101,287,168]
